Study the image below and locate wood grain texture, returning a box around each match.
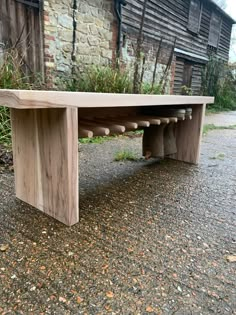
[164,123,177,156]
[168,104,206,164]
[0,89,214,109]
[11,107,79,226]
[143,124,166,158]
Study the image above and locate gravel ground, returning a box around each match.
[0,114,235,315]
[204,111,236,126]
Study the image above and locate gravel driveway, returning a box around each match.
[0,112,235,314]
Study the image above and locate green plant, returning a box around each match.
[203,123,236,135]
[114,150,139,161]
[79,135,117,144]
[0,49,31,90]
[142,82,162,94]
[68,66,133,94]
[0,48,43,146]
[209,152,225,160]
[181,85,192,96]
[202,57,236,111]
[0,107,11,146]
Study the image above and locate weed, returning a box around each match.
[0,49,43,146]
[65,66,133,94]
[0,107,11,146]
[142,82,162,94]
[114,150,139,161]
[209,153,225,160]
[202,56,236,112]
[79,135,118,144]
[203,124,236,135]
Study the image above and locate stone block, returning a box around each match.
[89,24,99,36]
[91,55,101,65]
[99,29,112,41]
[76,54,92,65]
[100,41,109,49]
[89,46,101,56]
[90,7,99,18]
[88,36,99,46]
[103,20,110,30]
[58,30,73,42]
[78,2,90,14]
[45,61,55,68]
[77,44,91,55]
[58,15,73,29]
[95,18,103,28]
[101,49,112,59]
[62,44,72,53]
[77,34,88,44]
[77,23,89,34]
[83,15,95,24]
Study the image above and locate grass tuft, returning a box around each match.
[114,150,139,162]
[203,124,236,135]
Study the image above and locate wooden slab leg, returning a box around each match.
[10,108,79,226]
[143,125,166,158]
[164,123,177,156]
[169,104,205,164]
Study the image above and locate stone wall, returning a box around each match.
[43,0,174,92]
[43,0,116,86]
[76,0,115,66]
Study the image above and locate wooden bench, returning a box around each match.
[0,90,214,226]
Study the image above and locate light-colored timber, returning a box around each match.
[135,116,161,125]
[154,117,170,124]
[168,104,206,164]
[164,123,177,156]
[81,118,126,134]
[78,128,93,138]
[168,117,178,123]
[11,108,79,226]
[78,122,110,137]
[106,118,138,131]
[127,117,151,127]
[0,89,214,109]
[143,124,166,158]
[0,90,214,226]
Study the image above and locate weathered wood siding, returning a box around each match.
[173,58,202,95]
[0,0,43,74]
[122,0,233,61]
[173,58,184,95]
[122,0,233,95]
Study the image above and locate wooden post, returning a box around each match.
[168,104,206,164]
[143,124,166,158]
[164,122,177,156]
[10,107,79,226]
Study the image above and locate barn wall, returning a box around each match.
[121,0,233,94]
[122,0,233,61]
[0,0,43,75]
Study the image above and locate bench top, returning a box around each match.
[0,89,214,109]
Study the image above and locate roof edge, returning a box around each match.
[208,0,236,24]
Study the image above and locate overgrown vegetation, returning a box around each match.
[114,150,139,161]
[65,66,133,94]
[202,56,236,111]
[0,107,11,146]
[0,49,44,146]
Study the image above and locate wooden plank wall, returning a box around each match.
[173,58,185,95]
[173,58,203,95]
[122,0,233,61]
[0,0,43,75]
